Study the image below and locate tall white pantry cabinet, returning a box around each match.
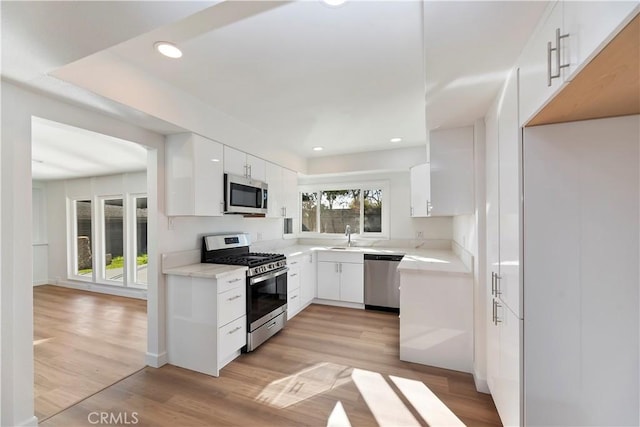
[485,3,640,425]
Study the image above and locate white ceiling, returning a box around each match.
[3,0,548,174]
[32,117,147,181]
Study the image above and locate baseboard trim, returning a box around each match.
[146,351,168,368]
[312,299,364,310]
[33,280,49,286]
[52,279,147,300]
[473,372,490,394]
[17,415,38,427]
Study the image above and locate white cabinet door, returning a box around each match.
[194,136,224,216]
[485,103,501,394]
[246,154,265,182]
[317,262,340,300]
[429,126,475,216]
[265,162,283,218]
[300,253,316,305]
[494,304,522,427]
[339,263,364,304]
[166,133,224,217]
[564,1,639,81]
[224,146,248,177]
[282,168,298,218]
[497,70,522,318]
[518,1,564,126]
[409,163,430,217]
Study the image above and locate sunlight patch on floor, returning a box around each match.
[351,368,420,426]
[256,362,352,409]
[327,401,352,427]
[33,337,54,346]
[390,375,465,427]
[256,362,466,426]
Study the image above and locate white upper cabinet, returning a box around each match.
[165,133,224,217]
[223,146,266,181]
[429,126,475,216]
[409,163,430,217]
[519,1,638,125]
[265,161,283,218]
[563,1,638,82]
[519,1,565,126]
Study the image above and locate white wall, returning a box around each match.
[299,170,453,242]
[451,118,488,392]
[1,81,165,427]
[32,182,49,285]
[42,172,147,296]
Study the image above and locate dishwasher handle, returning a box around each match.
[364,254,404,262]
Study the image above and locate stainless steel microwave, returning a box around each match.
[224,173,268,215]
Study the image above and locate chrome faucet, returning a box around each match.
[345,224,352,247]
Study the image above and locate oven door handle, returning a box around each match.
[249,267,289,286]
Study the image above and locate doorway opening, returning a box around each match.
[31,116,150,421]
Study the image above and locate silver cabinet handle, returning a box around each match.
[228,278,242,284]
[228,326,242,334]
[267,321,277,330]
[495,273,502,296]
[335,263,339,273]
[548,28,569,86]
[493,299,503,325]
[227,294,242,301]
[220,200,225,214]
[291,295,298,300]
[243,164,248,178]
[339,263,342,273]
[290,273,298,277]
[290,261,298,265]
[491,272,496,296]
[249,164,252,178]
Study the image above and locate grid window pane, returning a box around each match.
[135,197,148,285]
[104,199,124,282]
[363,189,382,233]
[320,190,360,234]
[75,200,92,276]
[301,192,318,232]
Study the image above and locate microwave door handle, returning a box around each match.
[249,267,289,285]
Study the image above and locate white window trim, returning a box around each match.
[299,180,389,240]
[128,193,148,289]
[97,195,127,286]
[68,197,95,282]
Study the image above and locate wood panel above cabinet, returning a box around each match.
[528,13,639,126]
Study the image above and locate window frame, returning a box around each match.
[299,180,389,239]
[98,195,127,286]
[128,193,148,289]
[68,197,96,282]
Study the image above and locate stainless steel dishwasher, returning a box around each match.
[364,253,404,312]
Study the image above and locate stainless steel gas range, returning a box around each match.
[201,233,287,351]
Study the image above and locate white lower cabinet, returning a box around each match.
[286,258,301,320]
[166,270,247,377]
[300,252,316,306]
[316,251,364,305]
[399,270,473,373]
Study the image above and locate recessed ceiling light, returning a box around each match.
[322,0,347,7]
[390,137,403,143]
[210,158,220,162]
[154,41,182,59]
[313,146,324,151]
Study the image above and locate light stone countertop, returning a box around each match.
[162,263,247,279]
[268,245,471,275]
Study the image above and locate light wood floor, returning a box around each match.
[41,303,501,427]
[34,285,147,421]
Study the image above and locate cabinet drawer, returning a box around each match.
[217,271,246,294]
[287,255,303,267]
[316,250,363,264]
[218,286,246,326]
[288,265,301,291]
[288,288,301,319]
[218,315,246,361]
